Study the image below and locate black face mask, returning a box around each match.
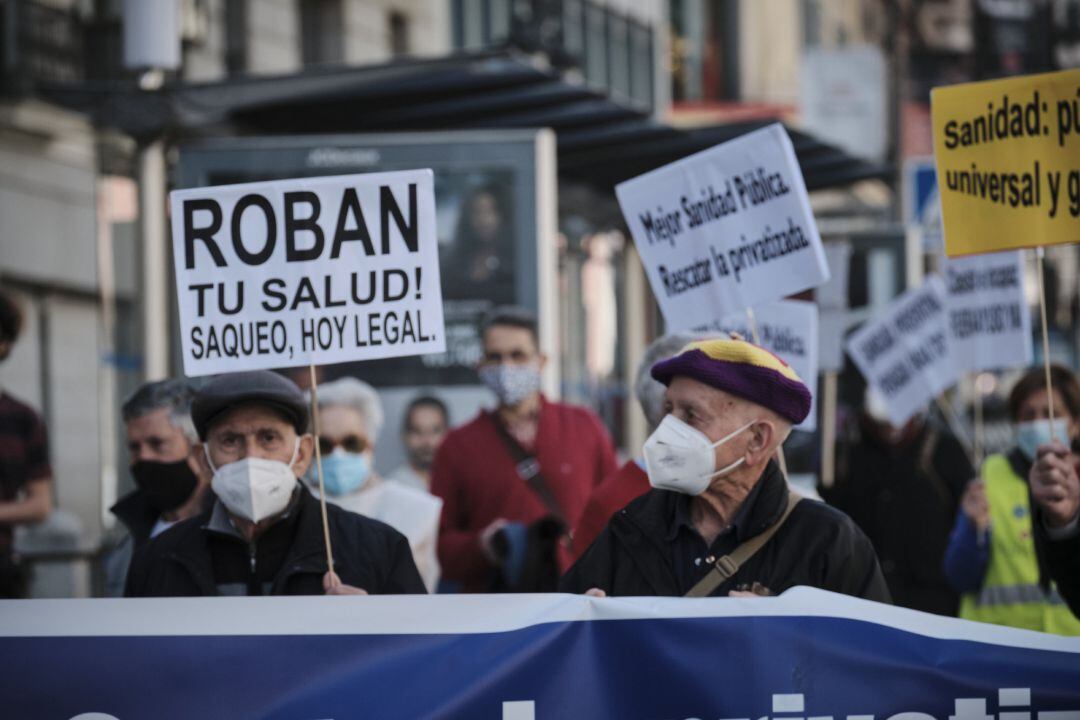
[131,459,199,514]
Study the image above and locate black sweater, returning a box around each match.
[126,488,426,597]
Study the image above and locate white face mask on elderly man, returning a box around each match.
[643,415,757,496]
[205,440,300,523]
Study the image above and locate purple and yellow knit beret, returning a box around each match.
[650,338,812,424]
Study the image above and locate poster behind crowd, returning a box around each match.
[931,68,1080,256]
[169,170,445,376]
[943,250,1033,373]
[846,276,960,427]
[616,124,829,331]
[2,589,1078,719]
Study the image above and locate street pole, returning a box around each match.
[137,139,170,381]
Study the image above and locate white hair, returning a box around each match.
[308,377,385,441]
[634,333,703,430]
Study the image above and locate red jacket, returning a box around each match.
[571,459,650,561]
[431,397,617,592]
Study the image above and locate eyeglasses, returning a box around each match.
[318,434,369,455]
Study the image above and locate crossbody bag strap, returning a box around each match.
[490,417,569,529]
[684,491,802,598]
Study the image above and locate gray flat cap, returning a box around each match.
[191,370,309,440]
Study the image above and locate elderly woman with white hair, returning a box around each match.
[306,377,442,591]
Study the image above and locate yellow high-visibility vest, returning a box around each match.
[958,453,1080,635]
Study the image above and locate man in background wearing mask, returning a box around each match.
[571,333,699,559]
[431,306,617,592]
[561,338,889,600]
[945,365,1080,633]
[388,394,449,493]
[125,370,425,597]
[822,387,971,616]
[103,380,211,596]
[305,377,442,592]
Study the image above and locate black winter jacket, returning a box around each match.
[110,490,162,551]
[125,488,426,597]
[560,462,891,602]
[111,489,215,551]
[1034,508,1080,620]
[823,422,970,615]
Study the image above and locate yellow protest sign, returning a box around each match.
[931,68,1080,257]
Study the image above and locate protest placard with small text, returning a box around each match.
[932,68,1080,256]
[846,276,959,427]
[616,124,829,331]
[943,250,1033,373]
[169,170,445,376]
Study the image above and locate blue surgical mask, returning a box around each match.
[311,451,370,496]
[1016,419,1071,461]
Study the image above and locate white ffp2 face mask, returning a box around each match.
[643,416,756,496]
[206,439,300,523]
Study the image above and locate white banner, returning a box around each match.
[846,276,960,427]
[616,124,829,331]
[713,300,819,432]
[169,170,446,376]
[944,250,1033,373]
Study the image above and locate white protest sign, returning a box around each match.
[846,276,960,427]
[943,250,1033,373]
[818,242,851,311]
[169,170,445,376]
[616,124,829,331]
[715,300,819,432]
[819,312,848,374]
[818,241,852,372]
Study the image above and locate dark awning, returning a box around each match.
[47,51,890,191]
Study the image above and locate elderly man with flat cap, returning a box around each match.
[561,338,890,601]
[125,370,426,597]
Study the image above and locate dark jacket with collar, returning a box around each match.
[111,489,216,550]
[1032,453,1080,620]
[1034,514,1080,619]
[124,488,426,597]
[823,421,970,616]
[110,491,164,551]
[559,461,891,601]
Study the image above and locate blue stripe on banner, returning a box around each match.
[2,614,1079,719]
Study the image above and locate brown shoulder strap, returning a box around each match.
[684,491,802,598]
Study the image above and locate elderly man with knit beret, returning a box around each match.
[560,338,890,601]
